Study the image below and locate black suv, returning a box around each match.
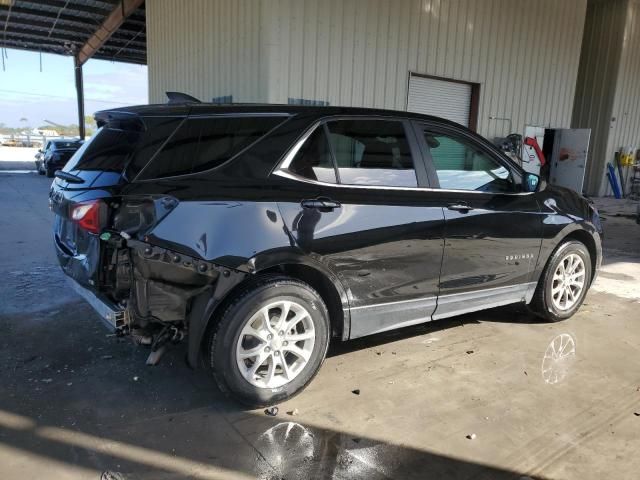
[37,139,83,177]
[50,101,602,406]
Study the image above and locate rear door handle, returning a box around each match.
[301,197,341,211]
[447,203,473,213]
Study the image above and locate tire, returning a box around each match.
[530,240,592,322]
[209,275,330,407]
[45,165,55,178]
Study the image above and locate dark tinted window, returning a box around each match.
[63,117,181,175]
[52,141,82,150]
[288,127,337,183]
[424,130,514,192]
[326,120,417,187]
[139,116,285,179]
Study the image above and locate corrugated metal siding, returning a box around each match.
[147,0,587,142]
[572,0,628,195]
[265,0,587,141]
[607,0,640,195]
[146,0,263,103]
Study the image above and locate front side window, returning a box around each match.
[423,130,514,192]
[326,120,417,187]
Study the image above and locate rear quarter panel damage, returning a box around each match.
[146,201,292,270]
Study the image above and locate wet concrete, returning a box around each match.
[1,173,639,480]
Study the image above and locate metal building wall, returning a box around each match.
[147,0,587,141]
[573,0,640,196]
[264,0,587,141]
[146,0,265,104]
[572,0,628,196]
[607,0,640,194]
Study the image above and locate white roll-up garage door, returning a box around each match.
[407,75,472,127]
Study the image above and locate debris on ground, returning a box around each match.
[466,433,477,440]
[524,371,528,376]
[351,389,361,395]
[466,350,474,354]
[101,355,114,360]
[287,408,299,416]
[634,412,640,416]
[41,378,52,383]
[265,406,279,416]
[133,376,139,381]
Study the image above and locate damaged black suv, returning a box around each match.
[50,99,602,406]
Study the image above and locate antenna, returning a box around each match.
[166,91,201,105]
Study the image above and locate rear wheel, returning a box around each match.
[530,240,592,322]
[209,276,330,407]
[45,164,55,178]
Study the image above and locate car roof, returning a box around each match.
[94,103,465,129]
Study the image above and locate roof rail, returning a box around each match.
[166,91,202,105]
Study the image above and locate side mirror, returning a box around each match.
[523,173,540,192]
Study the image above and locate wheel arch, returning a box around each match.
[258,262,350,342]
[534,224,601,289]
[560,229,599,283]
[188,253,351,368]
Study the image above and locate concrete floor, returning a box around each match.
[1,172,639,480]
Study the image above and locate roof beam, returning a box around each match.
[3,24,146,48]
[76,0,144,66]
[0,5,146,32]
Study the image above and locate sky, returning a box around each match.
[0,49,148,128]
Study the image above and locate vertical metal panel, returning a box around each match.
[607,0,640,195]
[147,0,587,143]
[146,0,262,103]
[572,0,629,195]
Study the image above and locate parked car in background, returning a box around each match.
[50,102,602,407]
[36,139,83,177]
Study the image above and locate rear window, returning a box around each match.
[137,116,286,179]
[63,117,181,175]
[53,141,82,150]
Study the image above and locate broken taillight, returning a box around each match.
[71,200,103,234]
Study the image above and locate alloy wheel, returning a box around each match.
[551,253,586,311]
[235,300,316,389]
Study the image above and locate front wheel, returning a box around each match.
[209,276,330,407]
[530,240,592,322]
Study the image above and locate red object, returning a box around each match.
[71,200,103,233]
[524,137,545,166]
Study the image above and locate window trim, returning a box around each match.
[275,115,534,196]
[277,115,430,189]
[411,120,530,195]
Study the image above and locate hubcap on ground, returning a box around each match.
[551,253,586,311]
[236,300,315,389]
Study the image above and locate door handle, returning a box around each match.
[301,197,341,211]
[447,203,473,213]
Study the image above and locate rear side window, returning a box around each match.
[138,116,285,179]
[326,120,417,187]
[63,117,181,175]
[288,127,337,183]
